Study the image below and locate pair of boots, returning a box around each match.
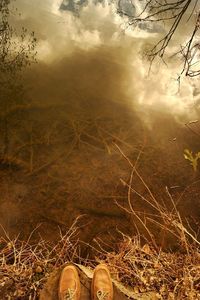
[58,264,113,300]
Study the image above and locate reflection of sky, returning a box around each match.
[13,0,197,115]
[60,0,86,13]
[17,0,63,18]
[17,0,163,37]
[19,0,136,18]
[59,0,162,33]
[118,0,135,17]
[60,0,136,15]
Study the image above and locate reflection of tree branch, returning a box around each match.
[0,103,69,119]
[27,138,78,177]
[125,0,200,77]
[29,124,33,173]
[148,0,192,59]
[180,12,200,76]
[185,120,200,137]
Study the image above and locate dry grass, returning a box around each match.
[0,211,200,300]
[95,236,200,299]
[0,217,81,300]
[90,146,200,300]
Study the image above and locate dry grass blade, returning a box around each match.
[0,217,83,300]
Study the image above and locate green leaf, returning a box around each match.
[184,149,200,172]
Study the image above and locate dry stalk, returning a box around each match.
[0,217,83,299]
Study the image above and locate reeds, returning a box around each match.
[92,145,200,299]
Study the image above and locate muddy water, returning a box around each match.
[0,0,199,252]
[0,106,200,251]
[1,4,200,247]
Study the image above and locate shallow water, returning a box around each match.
[1,0,200,250]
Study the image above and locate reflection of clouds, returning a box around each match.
[60,0,139,15]
[118,0,135,16]
[15,0,198,118]
[60,0,165,36]
[60,0,87,13]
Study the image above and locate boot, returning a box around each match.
[58,265,81,300]
[91,264,113,300]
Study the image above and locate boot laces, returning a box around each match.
[64,288,76,300]
[96,290,109,300]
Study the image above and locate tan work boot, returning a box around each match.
[91,264,113,300]
[58,265,81,300]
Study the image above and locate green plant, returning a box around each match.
[184,149,200,172]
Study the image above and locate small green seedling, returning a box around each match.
[184,149,200,172]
